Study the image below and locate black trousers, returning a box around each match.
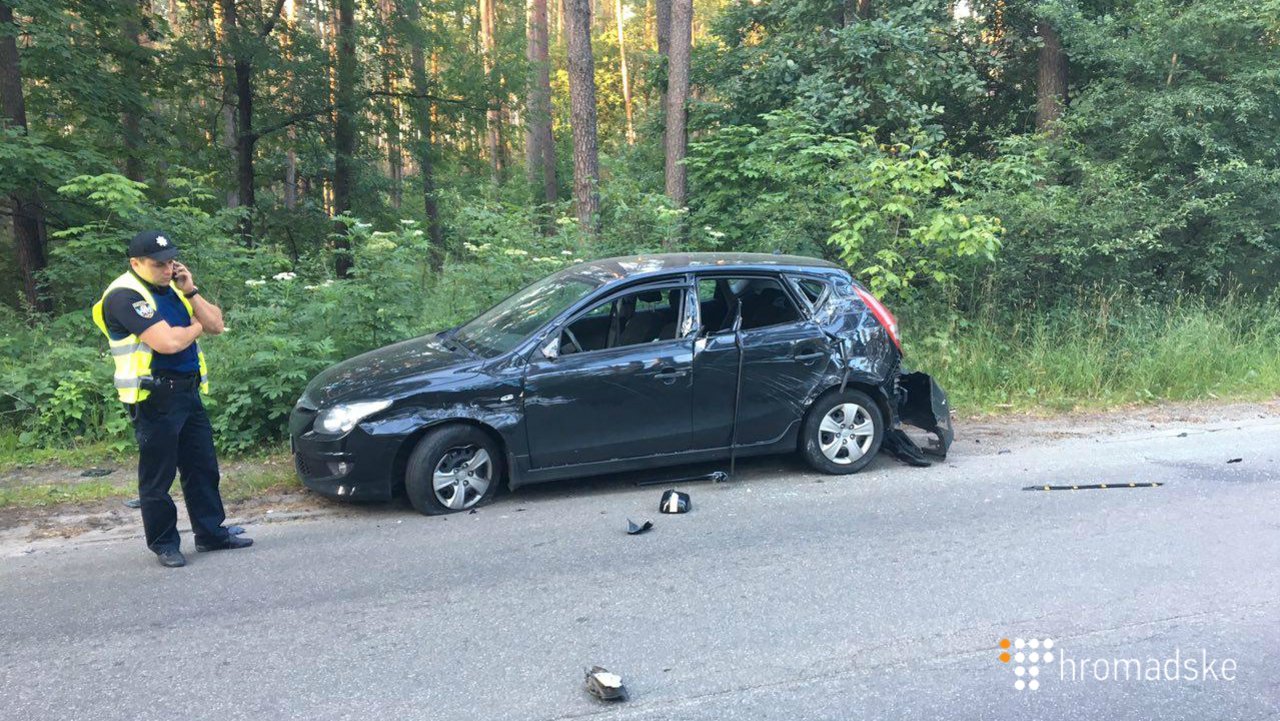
[131,388,230,553]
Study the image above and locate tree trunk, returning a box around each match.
[1,1,50,312]
[480,0,502,180]
[1035,21,1067,133]
[120,0,146,182]
[565,0,600,235]
[655,0,670,126]
[234,46,256,243]
[616,0,634,144]
[663,0,691,215]
[406,0,446,270]
[525,0,557,213]
[655,0,670,55]
[217,0,239,208]
[333,0,357,278]
[284,0,298,209]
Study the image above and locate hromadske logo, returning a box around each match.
[998,637,1238,690]
[998,637,1054,691]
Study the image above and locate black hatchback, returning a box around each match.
[290,253,953,514]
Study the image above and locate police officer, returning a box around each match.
[92,230,252,568]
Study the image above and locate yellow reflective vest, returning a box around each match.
[92,271,209,403]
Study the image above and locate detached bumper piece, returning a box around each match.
[887,371,955,465]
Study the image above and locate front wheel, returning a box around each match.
[799,389,884,474]
[404,425,504,515]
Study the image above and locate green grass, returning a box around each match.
[908,289,1280,415]
[0,480,135,509]
[0,445,298,510]
[0,433,131,470]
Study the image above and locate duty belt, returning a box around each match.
[141,374,201,393]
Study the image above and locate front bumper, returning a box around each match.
[289,404,404,501]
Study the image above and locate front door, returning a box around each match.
[523,284,694,468]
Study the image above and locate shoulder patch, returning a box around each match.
[132,300,155,319]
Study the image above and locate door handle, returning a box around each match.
[794,351,826,363]
[652,366,689,383]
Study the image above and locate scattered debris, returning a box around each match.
[469,509,478,514]
[1227,458,1242,464]
[660,490,691,514]
[1177,432,1188,438]
[1023,482,1164,491]
[80,468,114,478]
[625,519,653,535]
[998,449,1012,455]
[882,429,931,467]
[584,666,628,702]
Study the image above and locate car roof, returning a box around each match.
[561,252,844,287]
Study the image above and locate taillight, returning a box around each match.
[853,286,901,352]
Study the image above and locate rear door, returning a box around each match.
[523,281,696,468]
[690,274,831,450]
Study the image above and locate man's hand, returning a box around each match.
[172,261,197,294]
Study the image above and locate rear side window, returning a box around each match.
[696,276,802,333]
[787,276,830,311]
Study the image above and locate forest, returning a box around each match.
[1,0,1278,456]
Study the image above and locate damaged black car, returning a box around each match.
[290,253,954,514]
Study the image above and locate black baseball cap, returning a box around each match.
[128,230,179,261]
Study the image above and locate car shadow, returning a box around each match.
[503,451,898,507]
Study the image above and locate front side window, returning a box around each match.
[559,287,686,355]
[456,273,600,357]
[696,276,802,333]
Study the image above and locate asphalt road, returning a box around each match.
[2,411,1279,721]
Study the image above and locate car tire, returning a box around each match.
[799,389,884,475]
[404,424,504,515]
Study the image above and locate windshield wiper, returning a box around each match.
[451,333,481,357]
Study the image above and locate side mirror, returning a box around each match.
[540,335,560,361]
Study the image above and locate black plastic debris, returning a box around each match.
[80,468,113,478]
[660,490,691,514]
[626,519,653,535]
[998,449,1012,455]
[1023,482,1163,491]
[123,498,142,509]
[881,429,931,467]
[228,525,245,536]
[896,372,954,458]
[584,666,628,702]
[1177,432,1188,437]
[1227,458,1242,464]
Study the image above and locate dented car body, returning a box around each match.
[290,253,953,507]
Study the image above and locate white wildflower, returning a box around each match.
[273,271,297,281]
[245,279,267,287]
[503,248,529,257]
[561,250,573,256]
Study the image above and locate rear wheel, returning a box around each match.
[799,389,883,474]
[404,425,503,515]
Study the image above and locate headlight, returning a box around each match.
[315,400,392,435]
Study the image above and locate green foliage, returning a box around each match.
[827,131,1001,298]
[686,112,1000,299]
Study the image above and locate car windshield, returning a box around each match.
[453,273,600,357]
